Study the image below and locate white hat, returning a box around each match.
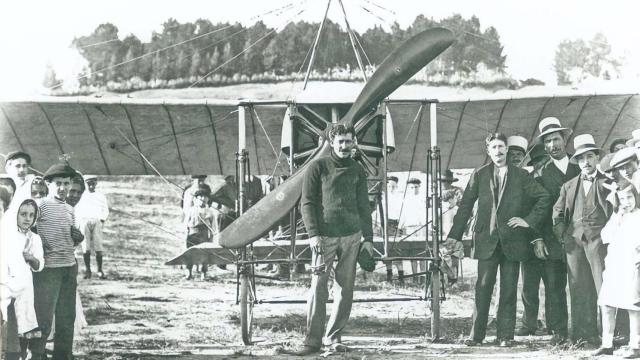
[536,117,572,141]
[84,174,98,181]
[569,134,600,163]
[507,136,528,153]
[610,146,639,169]
[627,129,640,148]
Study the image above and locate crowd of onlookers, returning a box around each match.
[1,152,108,360]
[441,121,640,357]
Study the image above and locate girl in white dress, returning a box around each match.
[597,185,640,358]
[1,199,44,340]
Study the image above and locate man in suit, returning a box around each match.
[446,133,551,347]
[553,134,613,345]
[524,117,580,344]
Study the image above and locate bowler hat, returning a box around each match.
[43,163,76,181]
[569,134,600,163]
[407,178,422,185]
[526,143,549,167]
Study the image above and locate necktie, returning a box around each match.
[582,174,595,182]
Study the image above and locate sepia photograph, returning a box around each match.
[0,0,639,358]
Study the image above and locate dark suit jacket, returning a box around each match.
[536,160,581,260]
[552,172,613,250]
[448,163,551,261]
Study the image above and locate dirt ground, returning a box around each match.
[71,176,599,359]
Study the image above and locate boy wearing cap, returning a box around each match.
[75,175,109,279]
[184,184,216,280]
[29,163,81,360]
[532,117,580,344]
[4,151,35,207]
[553,134,613,345]
[182,175,208,214]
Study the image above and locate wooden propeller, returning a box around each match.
[219,27,455,248]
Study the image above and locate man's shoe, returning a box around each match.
[592,347,614,356]
[495,338,516,347]
[515,327,536,336]
[329,343,350,352]
[97,271,106,279]
[549,334,567,345]
[463,338,482,346]
[83,271,92,279]
[281,345,321,356]
[185,274,193,280]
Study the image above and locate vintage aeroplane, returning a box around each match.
[1,22,638,345]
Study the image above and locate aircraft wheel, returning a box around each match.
[240,269,255,345]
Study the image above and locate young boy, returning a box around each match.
[29,163,81,360]
[75,175,109,279]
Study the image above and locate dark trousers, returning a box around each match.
[470,246,520,341]
[565,237,606,342]
[521,258,568,335]
[29,264,78,360]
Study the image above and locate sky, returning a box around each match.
[0,0,638,97]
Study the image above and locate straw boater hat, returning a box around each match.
[526,143,549,166]
[536,117,573,141]
[569,134,600,163]
[439,169,458,182]
[610,147,639,170]
[598,153,615,174]
[84,174,98,182]
[507,136,528,153]
[407,178,421,185]
[627,129,640,148]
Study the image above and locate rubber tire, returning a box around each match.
[240,272,254,345]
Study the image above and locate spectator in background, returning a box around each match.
[506,136,528,167]
[610,147,640,192]
[400,178,427,284]
[30,177,48,200]
[526,144,550,178]
[75,175,110,280]
[184,185,216,280]
[182,175,208,214]
[609,138,628,153]
[440,170,463,284]
[4,151,35,207]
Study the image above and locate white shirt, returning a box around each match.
[552,156,569,174]
[582,171,597,196]
[9,174,35,209]
[75,191,109,222]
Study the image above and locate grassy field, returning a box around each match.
[72,176,593,359]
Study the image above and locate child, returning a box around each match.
[595,185,640,358]
[0,199,44,352]
[30,176,48,200]
[184,186,217,280]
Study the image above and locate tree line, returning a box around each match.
[60,14,510,91]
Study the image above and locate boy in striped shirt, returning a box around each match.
[29,163,81,360]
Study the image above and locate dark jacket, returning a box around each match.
[447,163,551,261]
[301,151,373,242]
[552,172,612,250]
[536,159,581,260]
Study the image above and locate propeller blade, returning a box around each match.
[219,28,454,248]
